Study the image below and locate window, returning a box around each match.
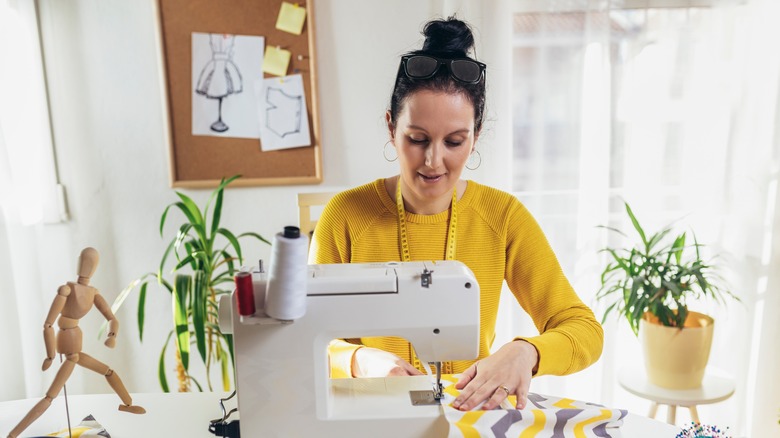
[510,4,747,269]
[509,4,776,433]
[0,0,67,225]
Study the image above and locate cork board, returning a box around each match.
[155,0,322,188]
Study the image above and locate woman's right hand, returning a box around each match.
[352,347,424,377]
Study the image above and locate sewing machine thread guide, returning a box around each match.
[421,268,433,288]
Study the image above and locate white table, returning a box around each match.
[2,392,681,437]
[618,367,735,425]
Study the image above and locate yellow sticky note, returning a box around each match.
[276,2,307,35]
[263,46,292,77]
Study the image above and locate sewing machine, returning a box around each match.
[218,260,480,437]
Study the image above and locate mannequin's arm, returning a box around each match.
[94,293,118,348]
[42,285,70,371]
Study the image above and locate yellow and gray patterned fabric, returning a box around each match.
[45,414,110,437]
[440,375,627,438]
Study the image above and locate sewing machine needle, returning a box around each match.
[434,361,442,400]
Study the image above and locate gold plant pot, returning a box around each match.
[639,311,714,389]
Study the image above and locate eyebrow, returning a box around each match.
[407,125,471,135]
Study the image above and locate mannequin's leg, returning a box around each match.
[78,352,145,414]
[7,353,79,438]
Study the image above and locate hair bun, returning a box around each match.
[421,16,475,57]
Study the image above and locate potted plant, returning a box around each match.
[107,175,269,392]
[596,202,737,389]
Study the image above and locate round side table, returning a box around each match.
[618,367,735,425]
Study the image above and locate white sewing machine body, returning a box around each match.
[219,260,480,437]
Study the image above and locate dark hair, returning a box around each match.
[389,17,486,133]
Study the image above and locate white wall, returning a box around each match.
[28,0,512,394]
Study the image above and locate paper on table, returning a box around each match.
[255,74,311,151]
[276,2,307,35]
[263,46,292,77]
[192,33,265,139]
[45,414,109,437]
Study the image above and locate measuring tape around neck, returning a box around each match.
[395,178,458,262]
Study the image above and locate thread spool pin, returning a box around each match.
[284,226,301,238]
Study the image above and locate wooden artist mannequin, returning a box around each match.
[8,247,145,438]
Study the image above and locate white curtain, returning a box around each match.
[0,0,75,402]
[506,0,780,436]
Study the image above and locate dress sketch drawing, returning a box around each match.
[265,86,302,138]
[195,34,243,133]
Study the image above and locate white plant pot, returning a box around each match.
[638,311,714,389]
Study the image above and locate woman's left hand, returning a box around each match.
[452,340,538,411]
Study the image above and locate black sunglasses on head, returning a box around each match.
[401,55,486,84]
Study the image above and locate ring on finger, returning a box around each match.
[498,385,510,396]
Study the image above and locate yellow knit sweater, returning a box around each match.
[313,178,603,378]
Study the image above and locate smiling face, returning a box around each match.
[388,89,478,215]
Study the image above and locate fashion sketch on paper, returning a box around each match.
[195,33,243,133]
[265,86,303,138]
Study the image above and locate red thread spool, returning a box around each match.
[235,271,256,316]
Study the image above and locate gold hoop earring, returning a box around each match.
[383,140,398,162]
[466,150,481,170]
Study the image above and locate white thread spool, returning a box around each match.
[264,226,309,320]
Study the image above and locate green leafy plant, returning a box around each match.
[596,202,737,336]
[107,175,269,392]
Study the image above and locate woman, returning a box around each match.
[311,17,603,412]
